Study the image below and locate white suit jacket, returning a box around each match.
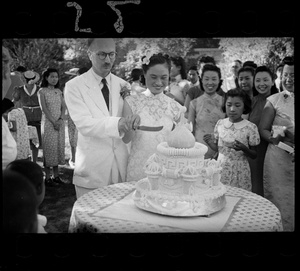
[64,69,129,188]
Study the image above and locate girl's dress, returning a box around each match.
[125,89,183,182]
[189,92,225,159]
[214,118,260,191]
[263,90,294,231]
[8,108,31,160]
[39,88,65,167]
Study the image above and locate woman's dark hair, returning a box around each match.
[242,60,257,69]
[222,87,252,115]
[140,74,145,86]
[254,65,279,95]
[141,53,171,74]
[197,55,216,66]
[130,68,143,82]
[281,56,294,66]
[15,66,27,73]
[40,68,60,88]
[170,56,187,80]
[199,64,223,91]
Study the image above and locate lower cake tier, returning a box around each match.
[133,178,226,217]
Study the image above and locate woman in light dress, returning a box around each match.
[259,57,294,231]
[38,68,66,186]
[188,64,225,159]
[123,53,184,182]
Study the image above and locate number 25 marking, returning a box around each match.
[67,1,141,33]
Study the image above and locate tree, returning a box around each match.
[113,38,197,79]
[218,37,294,78]
[2,38,92,89]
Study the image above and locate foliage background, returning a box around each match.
[3,37,294,86]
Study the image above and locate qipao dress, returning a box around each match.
[189,92,225,159]
[125,89,183,182]
[39,88,65,167]
[263,90,294,231]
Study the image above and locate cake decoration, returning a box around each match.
[133,107,226,217]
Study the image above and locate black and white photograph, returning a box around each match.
[2,1,296,269]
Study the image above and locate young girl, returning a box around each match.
[38,68,66,186]
[203,88,260,191]
[188,64,225,159]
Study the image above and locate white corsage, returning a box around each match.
[120,82,131,99]
[142,50,153,65]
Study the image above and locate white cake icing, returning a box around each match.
[133,109,226,217]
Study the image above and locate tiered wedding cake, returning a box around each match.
[133,108,226,217]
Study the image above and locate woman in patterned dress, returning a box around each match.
[123,53,184,182]
[204,88,260,191]
[188,64,225,159]
[38,68,66,186]
[2,98,31,160]
[259,57,294,231]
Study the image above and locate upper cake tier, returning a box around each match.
[167,107,196,149]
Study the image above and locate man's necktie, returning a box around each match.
[101,78,109,109]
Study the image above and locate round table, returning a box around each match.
[68,181,283,233]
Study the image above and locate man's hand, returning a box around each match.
[118,114,141,134]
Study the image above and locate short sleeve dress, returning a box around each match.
[39,88,65,167]
[214,118,260,191]
[8,108,31,160]
[125,89,183,182]
[263,90,294,231]
[190,92,225,159]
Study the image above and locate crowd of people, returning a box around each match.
[2,39,294,233]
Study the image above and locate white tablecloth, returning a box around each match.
[68,182,283,233]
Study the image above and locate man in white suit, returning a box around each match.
[64,38,140,198]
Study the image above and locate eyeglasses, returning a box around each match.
[90,51,117,60]
[282,73,294,80]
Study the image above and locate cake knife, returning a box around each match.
[137,125,163,131]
